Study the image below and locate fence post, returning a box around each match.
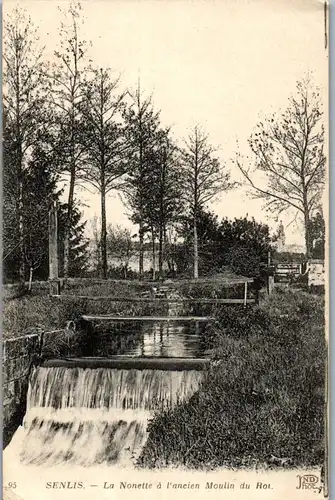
[49,202,60,295]
[263,266,275,295]
[244,281,248,306]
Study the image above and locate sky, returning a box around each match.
[4,0,329,247]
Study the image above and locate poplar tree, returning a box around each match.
[3,7,48,284]
[146,131,184,277]
[122,84,161,278]
[50,0,91,276]
[79,68,127,278]
[181,125,233,278]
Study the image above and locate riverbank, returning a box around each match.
[2,281,157,339]
[139,288,326,470]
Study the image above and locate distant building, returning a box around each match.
[308,259,325,287]
[274,220,286,252]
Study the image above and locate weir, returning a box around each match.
[42,356,209,371]
[5,284,211,477]
[14,357,205,467]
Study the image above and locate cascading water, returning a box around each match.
[17,365,202,468]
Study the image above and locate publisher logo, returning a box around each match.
[296,474,319,490]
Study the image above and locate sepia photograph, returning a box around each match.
[2,0,329,499]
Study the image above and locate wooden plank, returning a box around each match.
[64,277,254,285]
[81,315,213,322]
[175,278,254,285]
[4,276,255,288]
[55,295,256,304]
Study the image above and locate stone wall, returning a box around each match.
[3,333,41,445]
[2,328,72,446]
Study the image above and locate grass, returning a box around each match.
[61,279,151,297]
[3,281,326,470]
[2,281,162,339]
[138,288,326,470]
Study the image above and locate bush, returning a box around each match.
[139,289,326,470]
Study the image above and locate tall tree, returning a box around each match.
[146,130,184,277]
[3,7,48,284]
[181,125,233,278]
[50,0,90,276]
[3,118,89,283]
[122,83,161,278]
[79,68,127,278]
[236,77,326,258]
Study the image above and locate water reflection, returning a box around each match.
[87,321,205,359]
[124,322,205,359]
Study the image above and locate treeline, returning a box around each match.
[88,213,272,280]
[3,2,326,284]
[3,3,233,283]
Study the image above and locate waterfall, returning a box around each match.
[18,365,202,467]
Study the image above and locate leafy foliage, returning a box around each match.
[120,86,163,276]
[309,211,325,259]
[177,208,271,277]
[58,203,89,277]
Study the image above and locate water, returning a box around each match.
[91,322,206,358]
[3,327,321,500]
[122,323,205,358]
[9,361,202,468]
[3,321,207,499]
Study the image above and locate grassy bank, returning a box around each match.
[139,288,326,470]
[2,281,158,339]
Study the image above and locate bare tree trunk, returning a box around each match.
[139,221,144,279]
[28,266,33,292]
[63,233,70,278]
[158,224,164,279]
[193,215,199,279]
[18,179,25,284]
[304,212,311,260]
[64,168,75,278]
[152,231,156,281]
[303,189,311,259]
[16,125,25,285]
[101,186,108,279]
